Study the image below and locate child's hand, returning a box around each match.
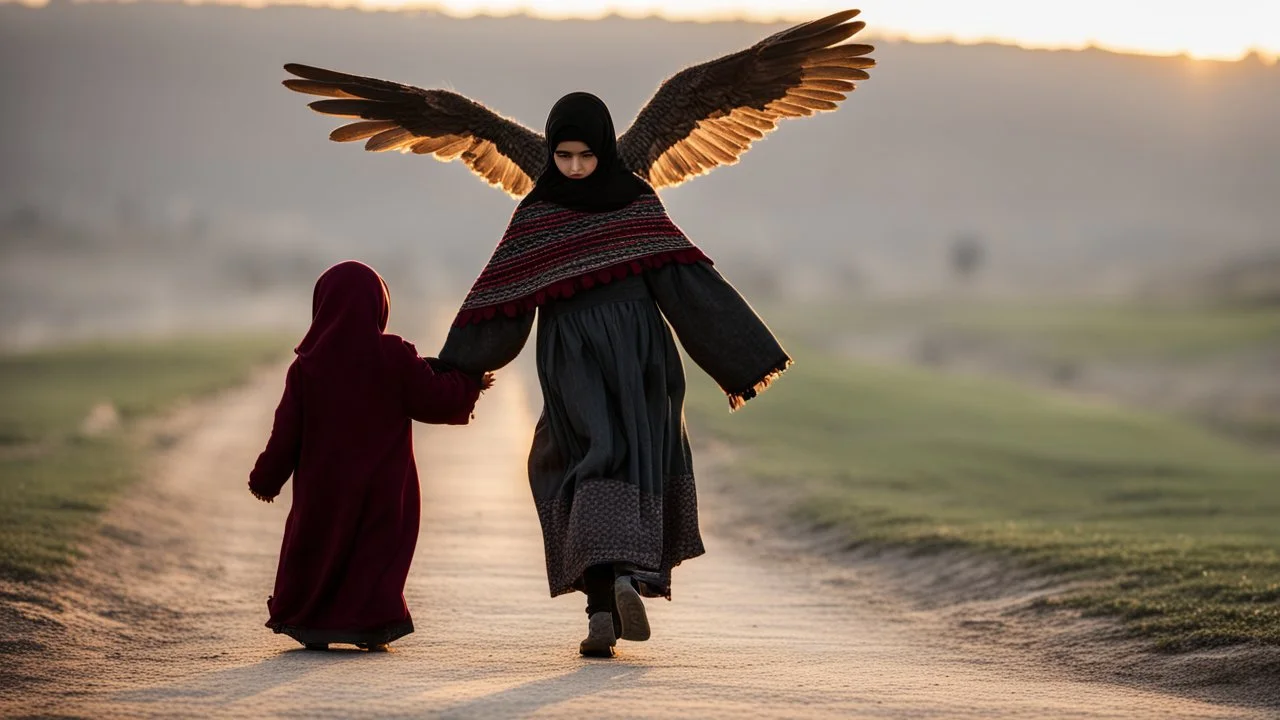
[251,487,275,503]
[480,372,496,391]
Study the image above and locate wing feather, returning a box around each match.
[688,134,739,164]
[365,127,418,153]
[283,63,544,197]
[782,94,840,112]
[788,88,847,103]
[617,9,874,189]
[282,79,359,98]
[409,135,463,154]
[803,66,872,81]
[805,79,857,92]
[329,121,399,142]
[708,121,756,145]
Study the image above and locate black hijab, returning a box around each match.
[522,92,653,213]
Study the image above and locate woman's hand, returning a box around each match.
[481,372,497,391]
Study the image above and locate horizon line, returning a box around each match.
[8,0,1280,66]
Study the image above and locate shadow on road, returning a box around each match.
[110,647,364,705]
[431,663,653,718]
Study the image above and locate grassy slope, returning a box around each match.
[0,335,291,581]
[770,300,1280,363]
[687,349,1280,650]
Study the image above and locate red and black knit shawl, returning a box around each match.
[454,195,711,326]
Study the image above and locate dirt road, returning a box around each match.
[0,366,1263,719]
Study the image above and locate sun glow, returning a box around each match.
[20,0,1280,64]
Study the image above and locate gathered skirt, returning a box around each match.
[529,275,705,598]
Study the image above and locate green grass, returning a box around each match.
[687,349,1280,650]
[770,300,1280,363]
[0,334,292,581]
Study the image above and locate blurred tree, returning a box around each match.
[950,234,986,285]
[5,205,43,235]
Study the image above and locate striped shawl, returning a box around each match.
[454,195,709,327]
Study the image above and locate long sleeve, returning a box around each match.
[438,312,535,376]
[397,341,482,425]
[644,260,792,410]
[249,361,304,499]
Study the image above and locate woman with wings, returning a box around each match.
[283,9,874,658]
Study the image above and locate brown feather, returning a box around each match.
[671,141,713,169]
[803,67,872,81]
[767,9,861,44]
[765,101,810,118]
[699,125,749,152]
[708,120,757,145]
[330,121,398,142]
[687,135,738,164]
[284,63,355,83]
[731,110,778,131]
[497,161,519,190]
[782,93,841,111]
[803,56,876,71]
[365,128,417,152]
[721,117,766,140]
[762,22,864,59]
[803,44,876,65]
[788,87,847,103]
[434,138,472,159]
[339,84,420,104]
[650,159,674,186]
[409,135,463,154]
[308,99,379,118]
[467,142,498,171]
[283,79,359,99]
[661,147,703,184]
[697,126,748,155]
[663,144,698,176]
[804,79,857,92]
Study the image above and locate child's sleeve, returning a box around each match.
[398,341,482,425]
[248,362,303,500]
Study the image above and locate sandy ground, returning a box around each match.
[0,367,1271,719]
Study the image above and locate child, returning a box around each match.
[248,260,492,652]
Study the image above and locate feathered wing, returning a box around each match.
[283,64,546,197]
[617,9,874,190]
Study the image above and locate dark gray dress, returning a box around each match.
[441,260,789,598]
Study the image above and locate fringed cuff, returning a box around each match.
[726,357,793,412]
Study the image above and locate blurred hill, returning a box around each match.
[1,3,1278,346]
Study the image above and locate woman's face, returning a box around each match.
[553,140,598,180]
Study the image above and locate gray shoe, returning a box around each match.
[614,575,651,642]
[579,611,617,658]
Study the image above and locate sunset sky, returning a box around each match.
[15,0,1280,63]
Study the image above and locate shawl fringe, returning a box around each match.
[454,247,710,327]
[727,357,793,412]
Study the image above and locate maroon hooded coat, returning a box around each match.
[249,261,480,646]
